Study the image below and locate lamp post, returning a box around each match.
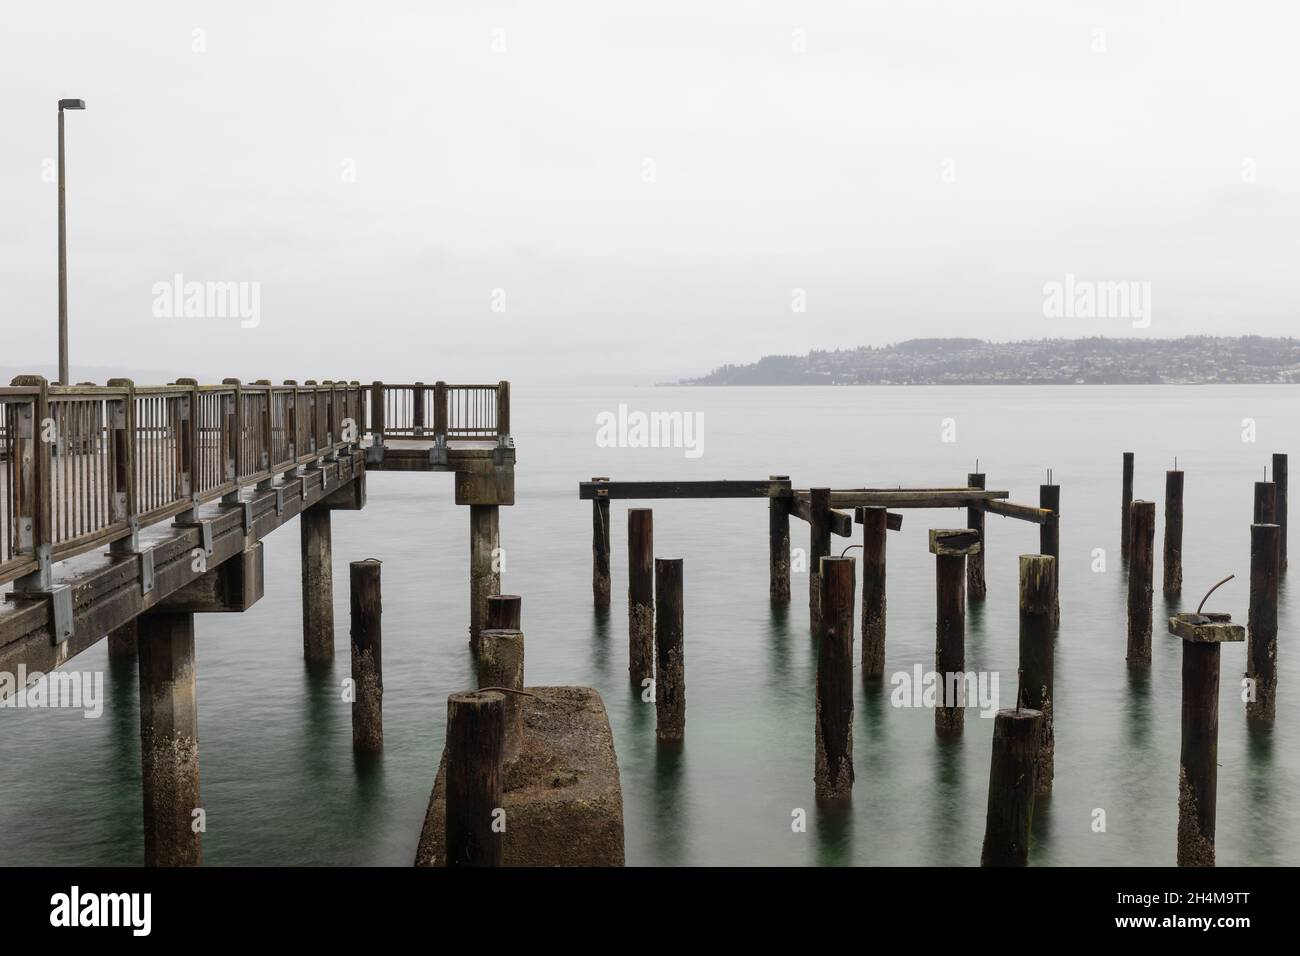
[57,98,85,386]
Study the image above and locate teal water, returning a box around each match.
[1,385,1296,866]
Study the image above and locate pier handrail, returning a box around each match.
[0,377,367,591]
[366,380,510,443]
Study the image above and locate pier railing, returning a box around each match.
[366,380,511,443]
[0,377,366,590]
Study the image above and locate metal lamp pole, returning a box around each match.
[57,98,85,385]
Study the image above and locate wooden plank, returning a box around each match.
[985,499,1052,524]
[577,479,787,500]
[789,495,853,537]
[853,508,904,531]
[798,489,1009,508]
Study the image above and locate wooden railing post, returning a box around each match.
[10,376,51,591]
[107,378,139,551]
[412,381,426,437]
[496,380,511,442]
[370,381,385,445]
[434,381,448,445]
[283,380,298,464]
[174,378,199,519]
[223,378,243,484]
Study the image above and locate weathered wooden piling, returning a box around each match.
[809,487,832,634]
[1018,555,1056,796]
[349,559,383,753]
[485,594,522,630]
[1247,523,1280,724]
[815,556,855,800]
[1273,453,1288,571]
[1163,470,1184,598]
[478,628,525,763]
[628,508,655,682]
[445,691,505,867]
[1039,481,1060,626]
[138,611,202,867]
[979,707,1043,867]
[930,529,979,736]
[591,477,611,607]
[860,506,888,679]
[1121,452,1135,558]
[1169,612,1244,867]
[300,505,334,664]
[1126,500,1155,664]
[966,473,987,601]
[769,475,792,602]
[469,504,500,651]
[654,558,685,742]
[1253,480,1276,524]
[107,620,137,659]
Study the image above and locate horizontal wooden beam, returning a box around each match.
[796,489,1009,509]
[984,499,1053,524]
[853,508,905,531]
[788,496,853,537]
[577,479,788,500]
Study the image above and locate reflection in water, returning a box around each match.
[1244,723,1276,865]
[1125,664,1151,747]
[929,734,964,864]
[767,601,792,695]
[814,798,853,865]
[652,741,687,865]
[591,606,611,685]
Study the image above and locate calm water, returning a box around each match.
[1,385,1296,866]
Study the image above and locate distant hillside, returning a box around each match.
[676,337,1300,386]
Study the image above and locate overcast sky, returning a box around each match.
[2,1,1298,385]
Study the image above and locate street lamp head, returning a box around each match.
[58,99,86,110]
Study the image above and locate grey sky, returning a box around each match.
[3,1,1298,385]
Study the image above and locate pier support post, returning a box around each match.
[1247,523,1280,725]
[1018,555,1056,796]
[980,708,1043,867]
[1273,453,1288,571]
[349,559,383,753]
[815,556,855,800]
[769,476,791,602]
[478,628,525,764]
[108,620,137,659]
[445,691,505,867]
[1126,501,1155,664]
[1039,482,1060,626]
[930,529,979,736]
[1163,470,1184,598]
[966,473,987,601]
[860,506,888,678]
[1121,452,1134,558]
[1253,480,1276,524]
[654,558,685,742]
[469,504,501,651]
[137,611,202,867]
[628,508,655,682]
[300,505,334,665]
[1168,613,1244,867]
[591,478,611,608]
[809,487,831,634]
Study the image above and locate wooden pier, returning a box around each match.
[0,376,514,865]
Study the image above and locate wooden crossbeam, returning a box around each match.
[788,495,853,537]
[577,479,787,500]
[796,489,1009,509]
[984,499,1053,524]
[852,508,905,531]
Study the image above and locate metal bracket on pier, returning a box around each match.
[366,438,385,466]
[492,438,514,467]
[6,584,76,644]
[174,516,214,557]
[276,485,287,516]
[429,440,448,467]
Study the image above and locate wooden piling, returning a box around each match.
[815,556,855,800]
[1253,480,1276,524]
[1126,500,1155,664]
[138,611,202,867]
[769,475,791,602]
[478,629,525,763]
[930,530,977,736]
[107,619,137,659]
[469,503,500,651]
[654,558,685,742]
[349,559,383,753]
[591,477,611,608]
[300,505,334,665]
[485,594,522,630]
[1273,453,1288,571]
[1174,624,1237,867]
[979,708,1043,867]
[1018,554,1056,796]
[628,508,655,682]
[809,487,832,634]
[1039,482,1060,626]
[445,691,505,867]
[966,473,987,601]
[1247,523,1280,725]
[1121,452,1134,558]
[860,506,888,679]
[1163,470,1184,598]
